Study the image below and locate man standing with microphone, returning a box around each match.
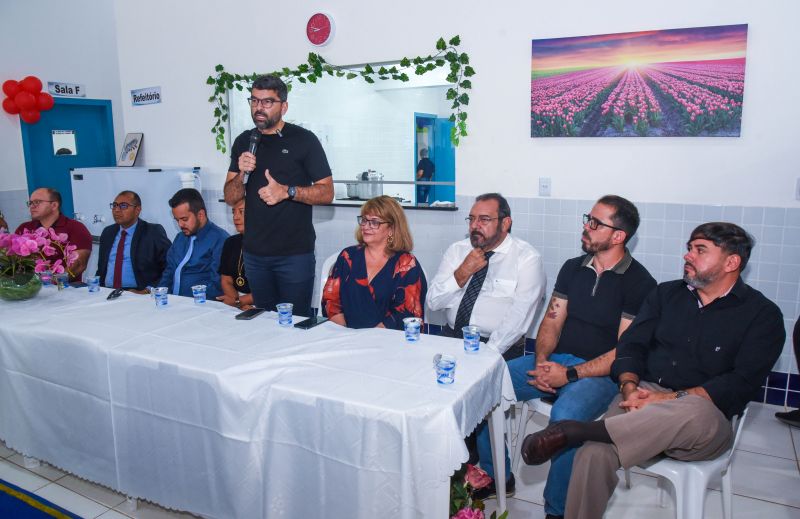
[224,75,333,317]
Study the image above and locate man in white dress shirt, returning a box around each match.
[426,193,546,488]
[427,192,546,360]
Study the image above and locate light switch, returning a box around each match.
[539,177,551,197]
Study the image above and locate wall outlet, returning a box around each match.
[539,177,551,197]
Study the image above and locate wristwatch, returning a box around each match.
[287,186,297,200]
[234,298,241,308]
[566,367,579,383]
[675,390,689,399]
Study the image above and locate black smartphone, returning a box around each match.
[106,288,124,300]
[294,316,329,329]
[235,308,266,320]
[69,281,88,288]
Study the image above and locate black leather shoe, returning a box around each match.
[472,473,515,500]
[775,409,800,428]
[521,422,568,465]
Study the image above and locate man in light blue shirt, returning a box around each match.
[159,188,228,298]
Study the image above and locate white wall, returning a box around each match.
[111,0,800,207]
[0,0,125,191]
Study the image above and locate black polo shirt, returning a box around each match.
[229,123,332,256]
[612,278,785,419]
[553,251,656,361]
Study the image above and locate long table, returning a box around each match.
[0,286,514,518]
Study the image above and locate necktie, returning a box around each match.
[112,229,127,289]
[453,251,495,336]
[173,235,196,295]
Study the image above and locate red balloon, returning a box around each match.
[2,80,20,98]
[14,91,36,111]
[37,92,54,111]
[2,97,20,115]
[20,76,43,94]
[20,110,41,124]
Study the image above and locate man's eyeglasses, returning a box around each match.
[27,199,54,207]
[357,216,388,229]
[247,97,283,109]
[583,214,623,232]
[465,216,500,225]
[110,202,139,210]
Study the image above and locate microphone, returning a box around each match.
[242,129,261,184]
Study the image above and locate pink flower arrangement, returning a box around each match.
[450,464,507,519]
[0,228,78,279]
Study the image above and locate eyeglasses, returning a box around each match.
[247,97,283,109]
[110,202,139,210]
[465,216,500,225]
[583,214,623,232]
[27,199,54,207]
[357,216,388,229]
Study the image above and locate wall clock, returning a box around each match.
[306,12,334,47]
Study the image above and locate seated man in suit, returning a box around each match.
[159,188,228,299]
[96,190,171,291]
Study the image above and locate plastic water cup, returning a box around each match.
[38,270,53,286]
[87,276,100,293]
[436,354,457,385]
[191,284,207,304]
[54,272,69,290]
[403,317,422,342]
[153,287,168,308]
[277,303,293,326]
[462,325,480,353]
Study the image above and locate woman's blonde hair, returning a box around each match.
[355,195,414,253]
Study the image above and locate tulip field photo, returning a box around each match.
[531,24,748,137]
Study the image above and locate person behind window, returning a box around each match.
[322,195,426,329]
[416,147,435,204]
[217,199,254,310]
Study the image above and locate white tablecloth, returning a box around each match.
[0,286,514,518]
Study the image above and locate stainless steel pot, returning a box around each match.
[346,183,359,198]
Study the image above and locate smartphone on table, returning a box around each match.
[235,307,266,320]
[294,316,329,329]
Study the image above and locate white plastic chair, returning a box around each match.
[635,406,748,519]
[315,251,340,314]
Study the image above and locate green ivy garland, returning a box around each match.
[206,36,474,154]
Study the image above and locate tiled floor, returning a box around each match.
[0,402,798,518]
[483,402,800,518]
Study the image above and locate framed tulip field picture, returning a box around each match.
[531,24,748,137]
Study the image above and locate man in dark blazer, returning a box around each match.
[96,190,171,291]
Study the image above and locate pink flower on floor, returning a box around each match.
[451,508,484,519]
[465,464,492,490]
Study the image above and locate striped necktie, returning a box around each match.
[453,251,495,336]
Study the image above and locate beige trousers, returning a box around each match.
[565,381,733,519]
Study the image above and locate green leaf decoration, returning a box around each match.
[207,36,474,151]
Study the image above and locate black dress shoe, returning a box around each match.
[521,422,569,465]
[775,409,800,428]
[472,473,515,500]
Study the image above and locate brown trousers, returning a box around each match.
[565,381,733,519]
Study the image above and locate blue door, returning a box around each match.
[20,98,115,217]
[433,117,455,203]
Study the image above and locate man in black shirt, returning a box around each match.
[520,222,785,519]
[415,147,434,204]
[224,75,333,316]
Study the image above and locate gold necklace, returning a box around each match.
[235,248,245,288]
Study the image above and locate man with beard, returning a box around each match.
[223,75,333,317]
[520,222,785,519]
[474,195,656,517]
[426,193,546,491]
[96,190,171,291]
[159,188,228,299]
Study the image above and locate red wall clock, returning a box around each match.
[306,12,334,47]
